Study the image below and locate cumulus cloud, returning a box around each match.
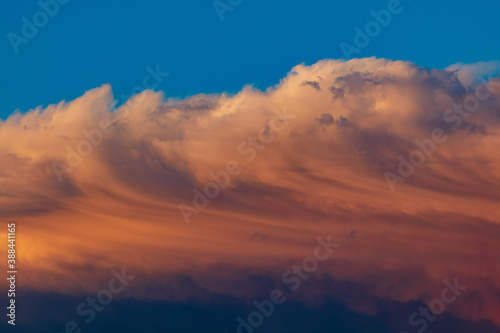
[446,60,500,87]
[1,57,500,327]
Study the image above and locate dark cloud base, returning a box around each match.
[5,290,500,333]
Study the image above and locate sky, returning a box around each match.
[1,1,500,333]
[1,0,500,117]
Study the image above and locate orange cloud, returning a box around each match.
[1,57,500,327]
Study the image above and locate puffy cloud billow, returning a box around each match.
[1,57,500,328]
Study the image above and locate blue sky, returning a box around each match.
[1,0,499,118]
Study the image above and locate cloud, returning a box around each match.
[446,60,500,87]
[315,113,334,126]
[303,80,321,91]
[1,57,500,328]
